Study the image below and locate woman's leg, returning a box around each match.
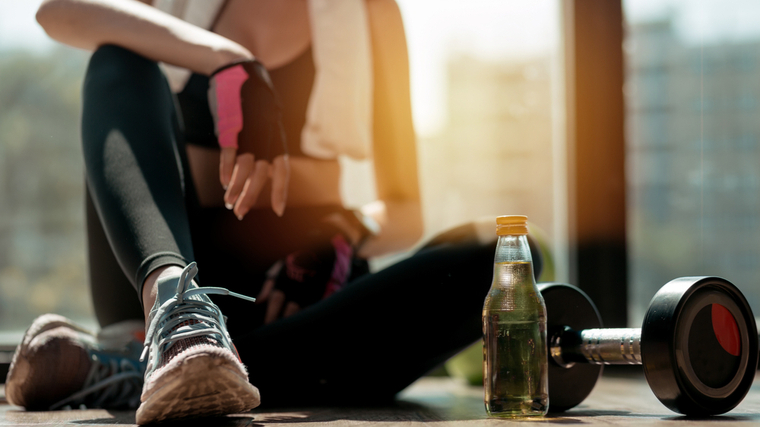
[81,44,195,304]
[236,224,497,405]
[85,187,143,327]
[81,45,260,423]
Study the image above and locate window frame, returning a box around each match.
[563,0,628,327]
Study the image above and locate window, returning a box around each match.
[384,1,566,275]
[0,2,91,336]
[624,0,760,325]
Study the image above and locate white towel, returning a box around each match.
[153,0,373,160]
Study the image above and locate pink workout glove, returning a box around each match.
[258,232,355,325]
[208,60,289,217]
[256,216,374,324]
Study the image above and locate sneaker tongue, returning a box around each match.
[152,271,218,348]
[155,275,182,308]
[154,273,211,309]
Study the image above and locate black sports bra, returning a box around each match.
[176,46,316,157]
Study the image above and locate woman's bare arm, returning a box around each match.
[36,0,251,75]
[38,0,292,217]
[358,0,423,258]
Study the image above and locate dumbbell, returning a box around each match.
[539,276,758,415]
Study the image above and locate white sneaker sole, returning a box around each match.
[135,354,260,425]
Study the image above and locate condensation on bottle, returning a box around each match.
[482,215,549,417]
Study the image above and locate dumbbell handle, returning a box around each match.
[550,327,642,367]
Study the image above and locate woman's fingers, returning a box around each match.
[257,277,275,304]
[224,153,254,209]
[265,290,286,324]
[257,260,283,304]
[224,153,290,220]
[219,147,237,190]
[270,154,290,217]
[233,160,269,220]
[283,302,300,318]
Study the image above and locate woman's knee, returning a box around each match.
[81,44,176,150]
[421,220,544,280]
[84,44,165,96]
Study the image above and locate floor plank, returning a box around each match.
[2,371,760,426]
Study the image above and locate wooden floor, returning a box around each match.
[2,370,760,426]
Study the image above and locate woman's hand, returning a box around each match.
[256,233,354,324]
[209,60,289,219]
[255,215,377,324]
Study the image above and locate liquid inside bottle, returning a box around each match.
[482,258,548,417]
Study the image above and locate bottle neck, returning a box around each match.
[494,234,533,264]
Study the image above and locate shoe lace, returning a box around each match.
[49,343,145,410]
[139,263,256,369]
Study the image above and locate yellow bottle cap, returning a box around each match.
[496,215,529,236]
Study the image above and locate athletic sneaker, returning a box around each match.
[135,262,260,425]
[5,314,145,410]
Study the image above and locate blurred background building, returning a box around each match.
[626,16,760,324]
[0,49,92,332]
[420,55,554,246]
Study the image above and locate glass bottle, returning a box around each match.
[482,215,548,417]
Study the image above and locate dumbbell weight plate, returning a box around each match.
[642,277,758,416]
[538,283,603,411]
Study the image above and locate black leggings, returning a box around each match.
[82,45,499,405]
